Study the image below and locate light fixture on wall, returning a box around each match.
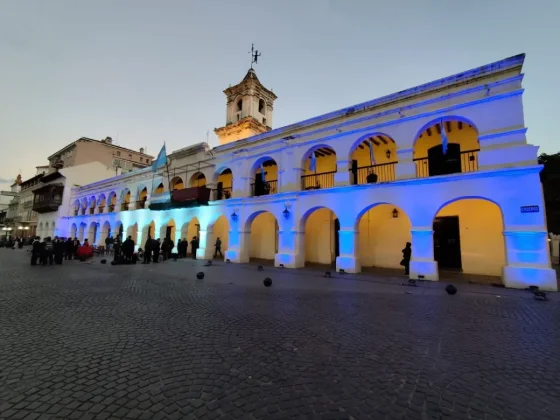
[392,208,399,218]
[231,208,238,221]
[283,204,291,219]
[386,150,391,159]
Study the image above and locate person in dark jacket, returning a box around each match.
[43,237,54,266]
[214,237,223,258]
[31,237,41,265]
[190,236,198,259]
[143,236,152,264]
[65,237,74,260]
[179,239,188,258]
[53,237,64,264]
[152,238,161,263]
[123,236,135,262]
[401,242,412,276]
[161,238,170,261]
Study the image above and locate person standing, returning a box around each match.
[72,237,80,258]
[161,238,169,261]
[214,237,223,258]
[401,242,412,276]
[65,237,74,260]
[53,237,64,264]
[152,238,161,263]
[190,236,198,259]
[143,236,152,264]
[43,237,54,266]
[31,237,41,266]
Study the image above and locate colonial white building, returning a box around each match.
[58,54,557,291]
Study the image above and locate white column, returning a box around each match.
[409,228,439,281]
[274,230,304,268]
[333,159,350,187]
[395,148,416,180]
[196,228,216,260]
[224,229,250,263]
[503,230,557,291]
[335,228,361,273]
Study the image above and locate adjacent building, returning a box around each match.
[47,136,154,174]
[56,54,556,290]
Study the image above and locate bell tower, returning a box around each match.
[214,66,278,145]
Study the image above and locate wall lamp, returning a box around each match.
[283,204,291,219]
[386,150,391,159]
[392,208,399,218]
[231,208,239,221]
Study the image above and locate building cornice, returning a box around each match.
[214,54,524,154]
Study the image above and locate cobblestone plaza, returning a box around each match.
[0,249,559,419]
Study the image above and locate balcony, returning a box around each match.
[414,149,479,178]
[98,206,105,214]
[108,204,115,212]
[121,202,130,211]
[213,187,232,201]
[149,187,210,210]
[353,162,397,185]
[32,184,64,214]
[301,172,336,191]
[250,180,278,197]
[88,207,94,215]
[135,200,146,209]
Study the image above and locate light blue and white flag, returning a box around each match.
[260,163,266,182]
[309,152,317,173]
[151,144,167,173]
[440,119,448,155]
[368,139,376,165]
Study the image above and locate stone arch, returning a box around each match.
[348,133,398,184]
[413,117,480,178]
[300,206,340,266]
[180,216,200,243]
[300,145,337,190]
[87,221,98,244]
[97,194,106,212]
[213,168,233,200]
[126,222,138,243]
[70,223,78,238]
[211,215,230,257]
[356,203,412,269]
[100,221,111,246]
[78,222,87,242]
[160,218,177,241]
[137,186,148,208]
[432,197,505,277]
[250,156,279,196]
[113,220,124,241]
[245,210,279,262]
[189,172,206,188]
[169,177,184,191]
[140,221,156,249]
[154,182,165,194]
[107,191,117,210]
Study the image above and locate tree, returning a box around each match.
[539,153,560,234]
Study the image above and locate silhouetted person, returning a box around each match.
[190,236,198,259]
[153,238,161,263]
[31,236,41,265]
[214,237,223,258]
[143,236,152,264]
[401,242,411,276]
[123,235,135,262]
[65,237,74,260]
[43,237,54,266]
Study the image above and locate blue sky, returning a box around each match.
[1,0,558,184]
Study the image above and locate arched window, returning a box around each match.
[258,99,265,114]
[237,99,243,111]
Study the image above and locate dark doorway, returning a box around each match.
[334,218,340,258]
[217,181,223,200]
[433,216,462,270]
[254,173,264,196]
[428,143,461,176]
[351,160,358,185]
[118,225,123,240]
[166,226,172,240]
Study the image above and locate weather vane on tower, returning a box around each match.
[249,43,261,69]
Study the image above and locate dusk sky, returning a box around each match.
[1,0,558,185]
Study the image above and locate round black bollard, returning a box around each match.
[110,260,117,266]
[196,272,204,280]
[100,259,107,264]
[263,277,272,287]
[324,271,331,278]
[445,284,457,295]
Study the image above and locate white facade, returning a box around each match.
[57,54,557,291]
[36,162,118,239]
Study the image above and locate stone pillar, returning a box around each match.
[274,230,305,268]
[335,228,361,273]
[395,148,416,180]
[224,230,250,263]
[503,230,557,291]
[334,159,350,187]
[135,229,143,251]
[196,228,216,260]
[409,228,439,281]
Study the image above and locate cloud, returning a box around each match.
[0,177,15,184]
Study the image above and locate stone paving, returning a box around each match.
[0,249,559,420]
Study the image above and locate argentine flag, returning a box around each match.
[441,119,448,155]
[151,144,167,173]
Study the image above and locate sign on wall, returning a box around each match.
[520,205,540,213]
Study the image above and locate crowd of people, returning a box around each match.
[30,236,93,265]
[17,233,225,266]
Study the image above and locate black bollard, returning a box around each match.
[324,271,331,278]
[445,284,457,295]
[196,272,204,280]
[263,277,272,287]
[100,259,107,264]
